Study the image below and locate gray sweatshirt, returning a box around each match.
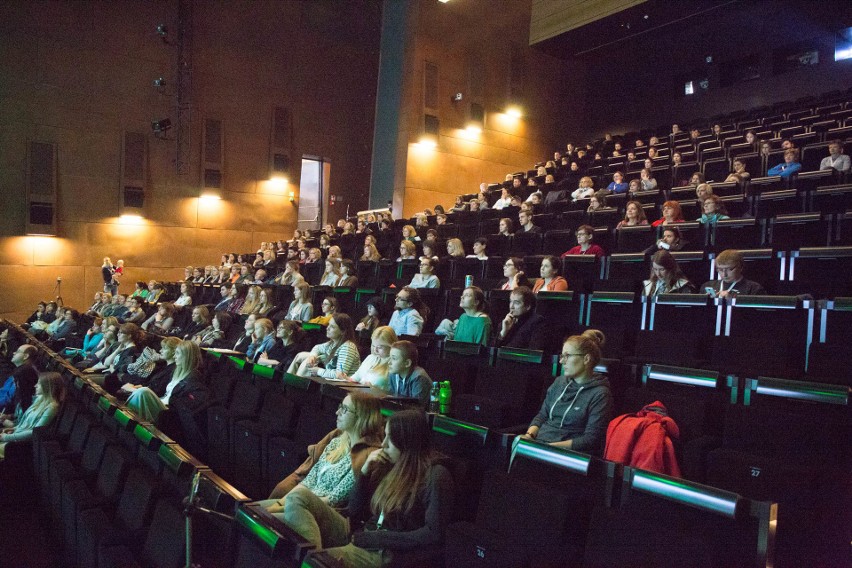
[529,372,613,455]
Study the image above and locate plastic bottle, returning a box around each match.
[430,381,440,413]
[439,380,452,414]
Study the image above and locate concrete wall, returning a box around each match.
[0,0,380,318]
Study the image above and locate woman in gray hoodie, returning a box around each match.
[521,330,613,456]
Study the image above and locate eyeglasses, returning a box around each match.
[396,296,410,302]
[560,353,584,362]
[336,404,355,415]
[576,232,589,237]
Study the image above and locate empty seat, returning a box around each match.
[583,468,776,568]
[711,218,765,251]
[98,498,186,568]
[614,225,656,253]
[768,213,831,250]
[784,246,852,298]
[584,291,642,359]
[534,290,583,343]
[605,253,647,292]
[233,504,315,568]
[635,294,721,367]
[753,189,805,218]
[706,376,850,567]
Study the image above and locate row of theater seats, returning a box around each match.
[1,321,322,568]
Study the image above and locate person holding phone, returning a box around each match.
[701,249,765,298]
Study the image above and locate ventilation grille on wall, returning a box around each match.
[26,140,57,235]
[121,132,147,214]
[270,106,292,179]
[203,118,224,193]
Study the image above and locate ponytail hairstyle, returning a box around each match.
[371,409,434,516]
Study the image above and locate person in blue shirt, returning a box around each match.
[607,171,628,194]
[0,344,37,411]
[767,149,802,178]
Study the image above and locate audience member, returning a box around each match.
[497,257,530,290]
[768,149,801,178]
[651,201,684,227]
[356,297,384,333]
[445,238,465,259]
[607,171,628,194]
[386,341,432,404]
[286,282,314,322]
[410,258,440,289]
[701,249,766,298]
[493,188,512,210]
[181,306,211,340]
[0,345,37,412]
[639,168,657,190]
[338,327,398,389]
[388,287,426,337]
[819,140,850,175]
[337,259,358,287]
[517,209,542,234]
[561,225,604,259]
[290,314,361,379]
[0,372,64,460]
[725,158,751,183]
[498,217,514,237]
[698,195,730,224]
[645,226,687,255]
[643,250,695,296]
[532,256,569,293]
[520,331,612,456]
[497,286,547,351]
[397,240,417,261]
[247,318,278,364]
[256,320,304,372]
[308,297,338,326]
[434,286,491,345]
[615,201,648,229]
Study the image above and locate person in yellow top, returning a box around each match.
[532,256,568,293]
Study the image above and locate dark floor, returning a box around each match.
[0,454,63,567]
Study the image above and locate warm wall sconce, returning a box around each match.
[288,190,295,203]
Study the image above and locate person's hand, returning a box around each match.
[266,499,285,514]
[501,313,516,337]
[2,419,14,429]
[83,367,95,373]
[520,426,539,440]
[355,322,365,331]
[362,448,392,474]
[514,271,525,283]
[336,371,352,381]
[260,351,269,361]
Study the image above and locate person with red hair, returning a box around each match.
[652,201,685,227]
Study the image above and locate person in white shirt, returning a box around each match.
[571,176,595,201]
[493,188,512,210]
[819,140,850,174]
[409,258,440,289]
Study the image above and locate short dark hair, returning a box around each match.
[511,286,536,309]
[392,340,418,368]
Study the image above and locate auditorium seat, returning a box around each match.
[446,441,616,568]
[98,498,186,568]
[232,504,315,568]
[604,253,646,292]
[534,290,583,343]
[584,291,642,359]
[583,468,776,568]
[635,294,720,368]
[783,246,852,298]
[768,212,831,251]
[706,376,850,568]
[206,377,262,479]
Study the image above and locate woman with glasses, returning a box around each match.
[561,225,605,259]
[337,326,398,389]
[497,257,529,291]
[308,297,338,326]
[643,250,694,296]
[260,393,384,542]
[520,330,613,456]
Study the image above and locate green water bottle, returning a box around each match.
[439,380,452,414]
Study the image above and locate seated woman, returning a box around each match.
[627,179,642,195]
[586,192,607,213]
[145,281,165,305]
[651,201,684,227]
[122,297,146,325]
[532,255,569,293]
[466,238,488,261]
[255,288,275,317]
[314,410,454,566]
[320,258,341,287]
[125,340,209,423]
[520,331,613,456]
[309,297,338,326]
[643,250,695,296]
[289,314,361,379]
[142,302,175,334]
[445,238,465,259]
[615,200,649,229]
[645,226,687,256]
[497,257,530,291]
[561,225,605,259]
[118,336,179,400]
[286,282,314,322]
[130,281,149,300]
[0,371,64,460]
[337,259,358,288]
[767,149,802,178]
[337,326,397,389]
[64,317,104,360]
[356,298,384,333]
[493,188,512,210]
[697,195,730,224]
[397,240,417,262]
[174,282,194,307]
[256,320,304,372]
[493,218,512,239]
[259,392,384,544]
[84,293,106,317]
[361,244,382,262]
[724,158,751,183]
[274,260,305,286]
[419,240,440,263]
[191,311,232,347]
[240,285,263,316]
[409,258,440,289]
[640,168,657,190]
[435,286,492,346]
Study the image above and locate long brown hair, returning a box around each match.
[371,410,434,516]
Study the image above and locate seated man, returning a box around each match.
[497,286,548,351]
[387,286,426,337]
[819,140,850,175]
[409,257,440,289]
[386,340,432,405]
[701,249,766,298]
[517,209,542,234]
[767,149,801,178]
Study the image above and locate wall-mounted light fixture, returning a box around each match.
[288,190,295,203]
